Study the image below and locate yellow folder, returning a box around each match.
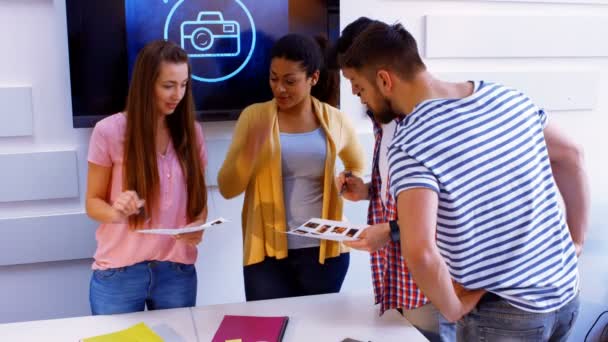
[81,322,163,342]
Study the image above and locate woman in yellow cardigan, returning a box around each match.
[218,34,365,300]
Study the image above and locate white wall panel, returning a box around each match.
[204,139,231,187]
[426,15,608,58]
[437,70,599,111]
[0,213,96,266]
[0,87,33,137]
[0,259,92,323]
[195,189,246,305]
[0,151,79,202]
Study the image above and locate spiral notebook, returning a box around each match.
[211,315,289,342]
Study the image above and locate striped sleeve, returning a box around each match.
[538,108,548,129]
[387,144,439,199]
[517,89,547,129]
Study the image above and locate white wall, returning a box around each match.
[0,1,606,341]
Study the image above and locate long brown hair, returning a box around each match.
[123,40,207,229]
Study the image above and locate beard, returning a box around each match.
[371,97,398,124]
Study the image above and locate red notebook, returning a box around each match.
[211,315,289,342]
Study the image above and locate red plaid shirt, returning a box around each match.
[367,113,428,314]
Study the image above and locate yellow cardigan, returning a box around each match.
[218,97,365,266]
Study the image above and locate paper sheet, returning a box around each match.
[284,218,367,242]
[137,218,228,235]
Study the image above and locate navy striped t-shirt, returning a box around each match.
[388,81,578,312]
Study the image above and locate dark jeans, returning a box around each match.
[457,292,580,342]
[243,247,350,301]
[89,260,197,315]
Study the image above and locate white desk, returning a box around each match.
[0,292,427,341]
[193,292,426,341]
[0,306,198,341]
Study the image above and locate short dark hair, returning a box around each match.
[270,33,338,105]
[328,17,378,69]
[339,21,425,81]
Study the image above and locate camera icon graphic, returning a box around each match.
[180,11,241,58]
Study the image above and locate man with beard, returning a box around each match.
[339,20,588,341]
[333,17,454,342]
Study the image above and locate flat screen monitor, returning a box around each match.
[65,0,340,128]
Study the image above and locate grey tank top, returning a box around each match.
[280,127,327,249]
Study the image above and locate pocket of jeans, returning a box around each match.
[172,263,195,275]
[93,269,117,280]
[480,326,543,341]
[568,305,580,330]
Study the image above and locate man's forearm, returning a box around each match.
[544,122,589,254]
[552,161,589,251]
[403,244,463,322]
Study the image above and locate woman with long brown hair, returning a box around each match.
[85,40,208,315]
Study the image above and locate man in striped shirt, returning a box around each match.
[339,20,588,341]
[332,17,453,342]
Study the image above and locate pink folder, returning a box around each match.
[211,315,289,342]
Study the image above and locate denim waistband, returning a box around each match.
[479,292,503,304]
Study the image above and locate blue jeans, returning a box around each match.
[243,247,350,301]
[399,304,456,342]
[457,293,580,342]
[89,260,197,315]
[439,313,457,342]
